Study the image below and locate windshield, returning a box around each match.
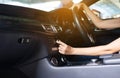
[0,0,120,19]
[0,0,62,11]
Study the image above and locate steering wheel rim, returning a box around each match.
[72,6,95,44]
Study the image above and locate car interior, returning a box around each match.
[0,0,120,78]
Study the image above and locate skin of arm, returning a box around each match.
[56,38,120,56]
[56,3,120,56]
[79,3,120,29]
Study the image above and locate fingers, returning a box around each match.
[59,45,65,51]
[58,45,66,54]
[56,40,67,54]
[56,40,73,55]
[77,3,85,8]
[56,40,67,46]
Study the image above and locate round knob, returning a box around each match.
[50,57,58,66]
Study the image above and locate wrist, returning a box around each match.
[65,46,75,55]
[70,47,76,55]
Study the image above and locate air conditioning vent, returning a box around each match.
[41,24,62,33]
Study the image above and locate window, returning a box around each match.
[90,0,120,19]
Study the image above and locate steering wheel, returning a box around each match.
[71,6,95,44]
[50,7,95,45]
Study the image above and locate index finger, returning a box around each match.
[56,40,67,46]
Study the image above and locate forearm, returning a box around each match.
[72,38,120,56]
[72,45,113,56]
[82,3,103,28]
[82,4,120,29]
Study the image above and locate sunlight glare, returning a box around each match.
[72,0,82,4]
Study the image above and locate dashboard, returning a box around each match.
[0,14,62,33]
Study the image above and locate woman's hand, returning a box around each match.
[69,2,85,10]
[74,2,85,9]
[56,40,74,55]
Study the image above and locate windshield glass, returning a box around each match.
[0,0,62,11]
[0,0,120,19]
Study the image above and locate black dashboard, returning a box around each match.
[0,4,59,66]
[0,4,64,34]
